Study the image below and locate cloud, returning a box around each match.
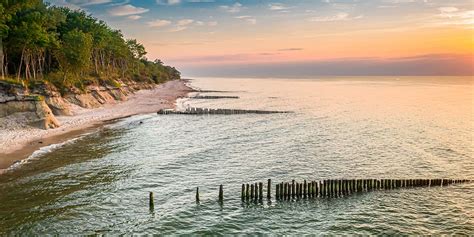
[434,7,473,27]
[245,18,257,24]
[269,3,290,11]
[108,4,149,16]
[438,7,459,14]
[158,0,214,3]
[196,21,218,26]
[177,19,194,26]
[68,0,112,5]
[220,2,243,13]
[207,21,218,26]
[308,12,363,22]
[46,0,82,10]
[181,54,474,77]
[156,0,181,5]
[147,19,172,28]
[127,15,142,20]
[108,0,130,6]
[168,26,188,32]
[278,48,304,51]
[234,15,256,24]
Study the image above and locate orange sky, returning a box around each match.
[50,0,474,76]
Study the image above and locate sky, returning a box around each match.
[48,0,473,77]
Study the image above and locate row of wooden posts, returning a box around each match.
[157,107,291,115]
[149,178,471,206]
[243,178,471,201]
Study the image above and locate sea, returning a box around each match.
[0,76,473,235]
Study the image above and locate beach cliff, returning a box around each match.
[0,79,194,170]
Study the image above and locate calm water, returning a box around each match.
[0,77,473,235]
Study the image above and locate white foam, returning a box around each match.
[5,134,88,171]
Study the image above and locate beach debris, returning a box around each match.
[157,107,292,115]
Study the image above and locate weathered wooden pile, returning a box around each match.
[157,107,291,115]
[191,95,239,99]
[149,178,471,207]
[241,178,471,202]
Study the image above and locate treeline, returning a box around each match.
[0,0,180,92]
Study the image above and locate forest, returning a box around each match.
[0,0,180,92]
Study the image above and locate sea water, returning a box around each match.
[0,77,472,234]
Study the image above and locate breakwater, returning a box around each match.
[157,107,292,115]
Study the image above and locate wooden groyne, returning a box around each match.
[197,90,243,93]
[191,95,239,99]
[240,178,472,202]
[148,178,471,208]
[157,107,292,115]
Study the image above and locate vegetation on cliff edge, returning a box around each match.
[0,0,180,93]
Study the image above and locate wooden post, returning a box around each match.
[326,180,330,196]
[299,183,303,199]
[296,182,300,199]
[246,184,250,201]
[267,179,272,199]
[219,185,223,202]
[259,182,263,201]
[250,184,254,199]
[149,192,154,208]
[315,181,318,198]
[340,180,345,196]
[303,180,307,198]
[292,180,296,199]
[241,184,245,200]
[276,183,280,200]
[328,180,332,197]
[255,182,258,200]
[308,181,312,198]
[196,187,200,203]
[320,181,324,197]
[281,182,284,199]
[284,182,288,200]
[339,179,343,196]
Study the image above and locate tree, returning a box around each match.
[0,0,180,89]
[127,39,146,74]
[56,29,92,83]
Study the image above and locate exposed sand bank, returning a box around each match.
[0,79,194,170]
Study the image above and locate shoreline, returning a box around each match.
[0,79,194,170]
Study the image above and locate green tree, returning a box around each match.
[56,29,92,83]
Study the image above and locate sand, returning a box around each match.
[0,79,194,170]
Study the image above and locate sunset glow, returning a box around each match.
[48,0,474,76]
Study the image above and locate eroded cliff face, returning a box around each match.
[0,80,156,130]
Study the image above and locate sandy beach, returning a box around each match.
[0,79,193,170]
